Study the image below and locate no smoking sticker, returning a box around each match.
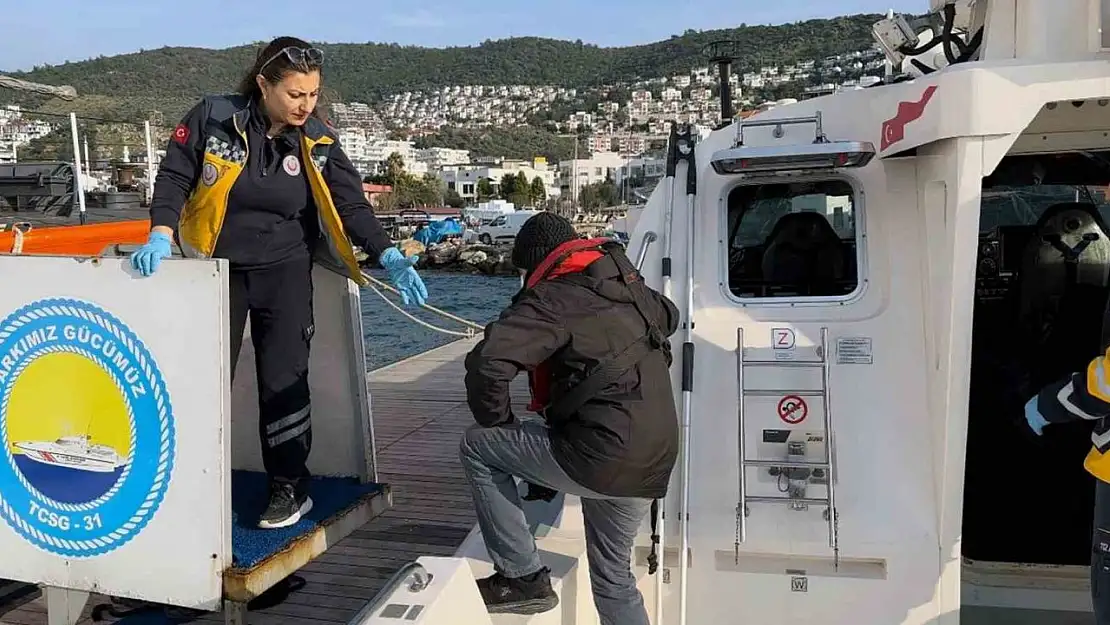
[777,395,807,425]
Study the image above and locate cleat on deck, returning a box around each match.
[477,567,559,615]
[257,481,313,529]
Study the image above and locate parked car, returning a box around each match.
[475,210,540,244]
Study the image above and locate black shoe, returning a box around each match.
[258,480,312,529]
[522,482,559,502]
[476,567,558,615]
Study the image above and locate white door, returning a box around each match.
[630,132,937,625]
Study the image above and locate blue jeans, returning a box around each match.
[459,420,652,625]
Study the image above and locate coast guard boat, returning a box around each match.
[354,0,1110,623]
[6,0,1110,622]
[13,435,127,473]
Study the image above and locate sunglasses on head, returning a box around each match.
[259,46,324,74]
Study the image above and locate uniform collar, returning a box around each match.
[230,96,331,144]
[246,98,302,146]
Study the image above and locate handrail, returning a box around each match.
[819,326,839,561]
[635,231,657,271]
[346,561,434,624]
[735,327,747,549]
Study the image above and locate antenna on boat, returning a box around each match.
[871,2,983,79]
[649,120,679,625]
[669,121,698,625]
[702,40,740,129]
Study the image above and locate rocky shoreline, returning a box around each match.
[420,243,518,275]
[358,239,519,276]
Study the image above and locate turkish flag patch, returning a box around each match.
[172,124,190,144]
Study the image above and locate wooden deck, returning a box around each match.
[0,337,520,625]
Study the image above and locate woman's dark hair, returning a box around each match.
[237,36,322,101]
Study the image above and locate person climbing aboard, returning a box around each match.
[1024,342,1110,624]
[130,36,428,530]
[459,212,679,625]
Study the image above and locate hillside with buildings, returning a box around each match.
[5,14,886,104]
[1,12,892,213]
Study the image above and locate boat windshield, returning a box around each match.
[979,185,1110,233]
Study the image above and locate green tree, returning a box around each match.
[374,170,446,209]
[419,173,446,206]
[529,176,546,204]
[577,179,619,210]
[383,152,407,186]
[477,177,495,202]
[508,171,533,206]
[499,173,518,200]
[445,188,465,208]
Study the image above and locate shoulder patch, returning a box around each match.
[172,124,190,145]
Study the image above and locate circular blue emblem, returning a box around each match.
[0,297,176,558]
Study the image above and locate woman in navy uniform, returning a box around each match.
[131,36,427,529]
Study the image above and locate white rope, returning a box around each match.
[363,283,475,338]
[360,271,484,338]
[361,271,485,331]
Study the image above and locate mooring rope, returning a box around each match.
[360,271,486,338]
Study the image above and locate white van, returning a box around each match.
[475,210,540,245]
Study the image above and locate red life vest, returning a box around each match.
[524,238,611,413]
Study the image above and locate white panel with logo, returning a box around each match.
[0,255,229,609]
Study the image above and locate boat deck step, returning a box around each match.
[224,470,392,603]
[455,527,590,625]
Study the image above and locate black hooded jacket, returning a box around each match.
[464,244,680,499]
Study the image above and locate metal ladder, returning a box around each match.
[734,326,840,566]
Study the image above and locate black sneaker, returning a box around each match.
[522,482,559,502]
[476,567,558,615]
[257,480,312,529]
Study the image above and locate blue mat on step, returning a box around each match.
[231,470,384,569]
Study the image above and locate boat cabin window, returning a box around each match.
[726,179,859,299]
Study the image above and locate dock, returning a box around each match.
[0,337,518,625]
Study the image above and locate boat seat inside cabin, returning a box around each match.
[760,211,848,297]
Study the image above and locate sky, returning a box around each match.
[0,0,923,73]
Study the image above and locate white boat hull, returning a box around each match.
[14,442,122,473]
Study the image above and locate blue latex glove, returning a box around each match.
[1024,396,1050,436]
[379,247,428,307]
[130,231,173,277]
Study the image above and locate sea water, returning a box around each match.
[359,270,520,371]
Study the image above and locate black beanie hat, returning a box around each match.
[511,212,578,272]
